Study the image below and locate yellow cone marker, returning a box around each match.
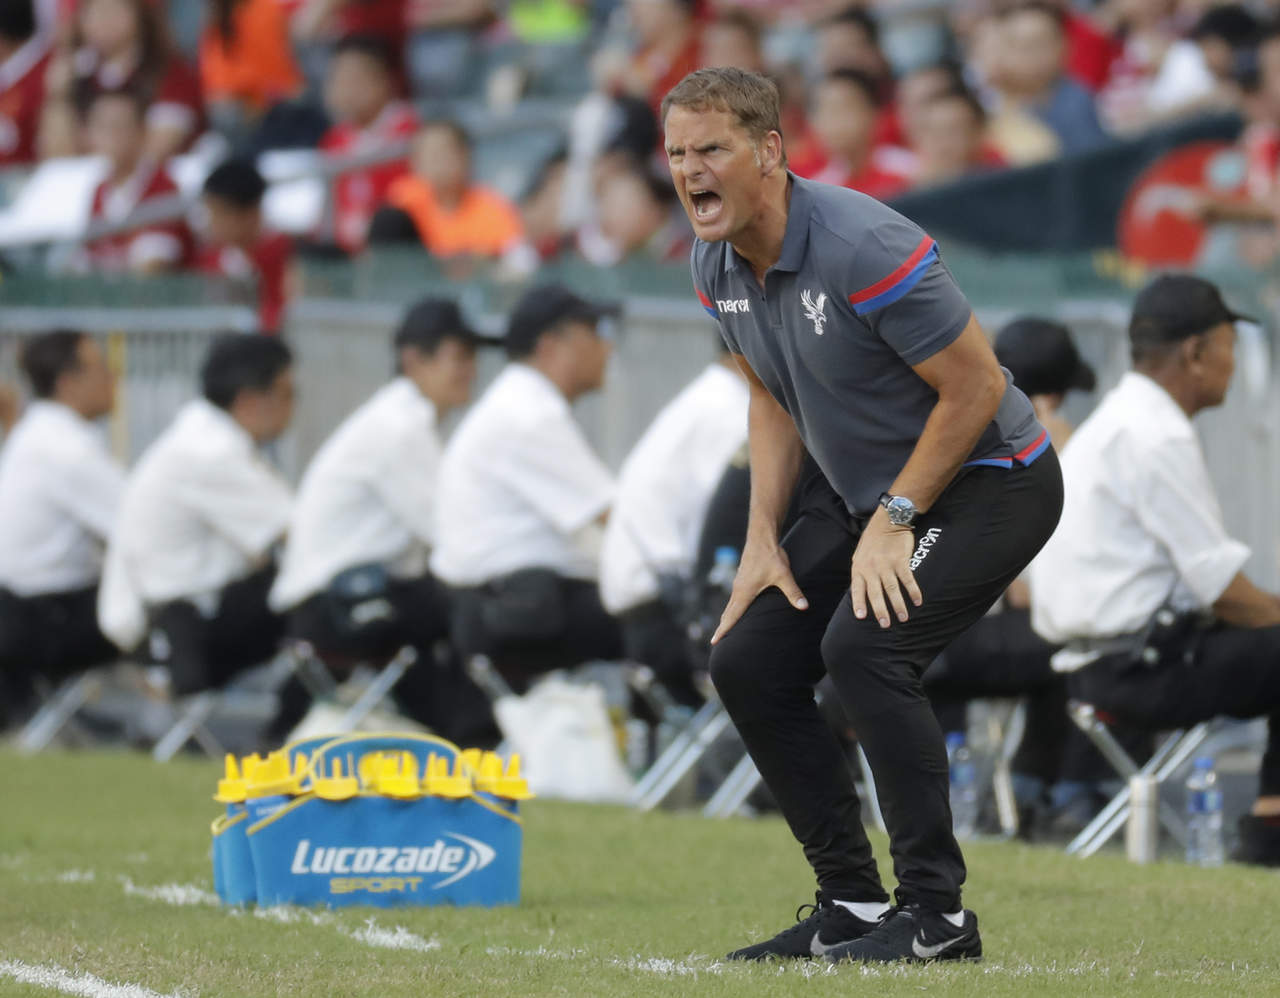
[244,751,307,797]
[214,754,247,803]
[474,752,504,795]
[314,759,359,800]
[423,753,471,798]
[459,748,483,776]
[495,754,534,800]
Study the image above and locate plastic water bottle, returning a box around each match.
[707,546,739,594]
[1185,756,1225,867]
[947,732,979,840]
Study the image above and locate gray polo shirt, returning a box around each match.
[691,175,1046,516]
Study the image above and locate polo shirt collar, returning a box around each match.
[723,173,811,276]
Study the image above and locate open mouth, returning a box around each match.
[690,189,723,222]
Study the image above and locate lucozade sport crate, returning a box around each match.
[211,732,531,908]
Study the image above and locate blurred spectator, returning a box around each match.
[986,2,1109,165]
[798,69,910,201]
[599,340,748,706]
[700,8,765,74]
[816,5,892,95]
[1142,4,1259,121]
[432,285,622,689]
[40,0,204,161]
[1030,275,1280,867]
[320,35,417,253]
[1061,0,1122,92]
[196,158,295,333]
[1097,0,1184,133]
[403,0,495,100]
[293,0,408,49]
[0,331,121,724]
[907,88,1006,189]
[519,149,570,259]
[0,383,17,436]
[609,0,701,118]
[892,61,965,151]
[269,298,497,745]
[578,162,691,265]
[81,90,193,274]
[0,0,48,167]
[383,119,535,272]
[200,0,303,134]
[98,334,294,695]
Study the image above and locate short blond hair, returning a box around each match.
[661,67,784,151]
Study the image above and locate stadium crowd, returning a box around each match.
[5,1,1280,315]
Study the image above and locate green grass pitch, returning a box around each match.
[1,748,1278,997]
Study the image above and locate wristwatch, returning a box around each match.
[878,492,919,528]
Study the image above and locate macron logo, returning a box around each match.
[909,528,942,571]
[717,298,750,314]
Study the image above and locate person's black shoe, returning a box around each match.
[1232,814,1280,866]
[824,905,982,964]
[725,892,882,961]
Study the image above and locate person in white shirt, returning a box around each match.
[0,330,122,724]
[599,341,748,705]
[433,284,622,688]
[268,298,496,745]
[98,334,295,696]
[1030,274,1280,866]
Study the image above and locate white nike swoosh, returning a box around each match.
[809,934,840,957]
[911,932,969,959]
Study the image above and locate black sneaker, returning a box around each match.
[725,892,882,961]
[823,905,982,964]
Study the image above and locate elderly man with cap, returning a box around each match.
[1031,274,1280,866]
[268,297,497,744]
[432,284,624,688]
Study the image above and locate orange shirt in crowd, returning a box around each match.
[385,175,525,258]
[200,0,303,113]
[321,100,418,253]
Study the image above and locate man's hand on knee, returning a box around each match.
[711,540,808,644]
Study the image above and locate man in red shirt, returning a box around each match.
[0,0,47,166]
[82,90,192,274]
[320,35,417,254]
[197,158,294,333]
[799,69,911,202]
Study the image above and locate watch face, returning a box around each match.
[886,496,916,525]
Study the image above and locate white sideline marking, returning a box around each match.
[0,959,185,998]
[347,921,440,953]
[120,878,218,907]
[55,870,96,884]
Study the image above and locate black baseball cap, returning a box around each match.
[504,284,622,358]
[394,297,482,354]
[1129,274,1253,350]
[995,317,1095,397]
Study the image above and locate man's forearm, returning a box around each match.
[891,377,1003,512]
[745,387,804,546]
[1213,573,1280,629]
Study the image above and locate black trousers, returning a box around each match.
[280,573,498,746]
[451,575,624,694]
[708,454,1063,911]
[0,585,117,722]
[149,567,285,696]
[1071,623,1280,797]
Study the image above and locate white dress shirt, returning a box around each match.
[270,378,440,611]
[1030,372,1250,670]
[599,362,748,614]
[431,364,615,586]
[0,401,124,596]
[98,399,292,650]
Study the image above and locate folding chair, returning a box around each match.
[286,638,419,734]
[17,672,108,753]
[1064,700,1212,857]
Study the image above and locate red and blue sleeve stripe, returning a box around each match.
[848,236,938,316]
[962,429,1052,470]
[695,287,717,318]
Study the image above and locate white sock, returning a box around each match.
[832,899,890,921]
[941,910,966,928]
